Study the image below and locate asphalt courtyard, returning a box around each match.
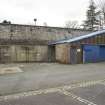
[0,62,105,105]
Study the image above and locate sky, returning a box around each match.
[0,0,90,27]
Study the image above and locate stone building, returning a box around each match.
[0,23,91,63]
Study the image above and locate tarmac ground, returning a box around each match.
[0,62,105,105]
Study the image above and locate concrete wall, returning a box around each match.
[56,44,70,63]
[55,44,83,64]
[0,23,91,41]
[0,45,48,63]
[0,23,91,63]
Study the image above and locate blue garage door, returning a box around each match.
[100,46,105,61]
[83,45,105,63]
[83,45,100,63]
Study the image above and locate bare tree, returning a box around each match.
[95,0,105,26]
[65,20,79,29]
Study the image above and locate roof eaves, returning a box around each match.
[49,29,105,45]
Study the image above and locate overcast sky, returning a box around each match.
[0,0,90,27]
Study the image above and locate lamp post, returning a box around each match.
[34,18,37,26]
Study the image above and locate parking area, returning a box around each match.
[0,93,85,105]
[0,62,105,105]
[0,79,105,105]
[67,84,105,105]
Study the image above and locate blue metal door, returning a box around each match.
[100,46,105,61]
[83,45,100,63]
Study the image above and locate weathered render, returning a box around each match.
[55,44,70,63]
[0,23,91,41]
[0,23,91,63]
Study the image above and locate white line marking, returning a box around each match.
[60,90,97,105]
[0,79,104,102]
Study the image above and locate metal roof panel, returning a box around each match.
[49,30,105,45]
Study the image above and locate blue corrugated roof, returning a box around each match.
[49,29,105,45]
